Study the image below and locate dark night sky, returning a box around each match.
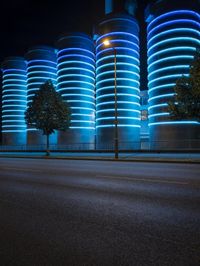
[0,0,150,89]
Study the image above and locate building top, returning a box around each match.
[145,0,200,23]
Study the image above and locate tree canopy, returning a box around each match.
[168,49,200,122]
[25,80,71,154]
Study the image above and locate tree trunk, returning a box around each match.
[46,134,50,156]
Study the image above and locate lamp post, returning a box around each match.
[103,40,119,159]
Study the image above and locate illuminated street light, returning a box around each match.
[103,39,118,159]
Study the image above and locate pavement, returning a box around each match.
[0,151,200,163]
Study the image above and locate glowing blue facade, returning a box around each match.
[146,0,200,149]
[1,57,27,145]
[96,13,140,149]
[56,33,95,148]
[25,46,57,145]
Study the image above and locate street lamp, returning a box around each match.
[103,39,119,159]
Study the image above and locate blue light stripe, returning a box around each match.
[57,48,94,57]
[57,60,95,69]
[148,19,200,38]
[57,74,95,81]
[96,31,139,43]
[148,74,189,86]
[149,121,199,126]
[96,39,139,50]
[148,83,175,93]
[96,70,140,79]
[148,28,200,46]
[96,109,140,114]
[57,80,95,87]
[96,62,140,72]
[148,94,175,102]
[148,37,200,54]
[147,10,200,31]
[96,125,141,128]
[58,54,95,63]
[97,93,140,100]
[148,113,170,118]
[96,55,139,65]
[148,65,190,78]
[148,56,193,70]
[96,47,139,58]
[148,104,168,110]
[57,67,94,75]
[96,85,140,93]
[147,46,196,63]
[96,101,140,107]
[96,78,140,86]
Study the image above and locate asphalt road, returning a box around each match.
[0,158,200,266]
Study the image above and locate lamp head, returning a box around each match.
[103,39,111,46]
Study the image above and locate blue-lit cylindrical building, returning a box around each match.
[56,33,95,149]
[146,0,200,149]
[1,57,27,145]
[25,46,57,145]
[96,13,140,150]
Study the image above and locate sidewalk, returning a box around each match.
[0,151,200,163]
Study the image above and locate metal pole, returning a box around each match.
[113,48,118,159]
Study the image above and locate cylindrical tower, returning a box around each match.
[1,57,27,145]
[56,33,95,149]
[146,0,200,149]
[96,13,140,150]
[25,46,57,145]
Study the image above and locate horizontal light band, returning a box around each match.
[148,46,196,63]
[57,74,95,82]
[96,47,139,58]
[2,100,27,103]
[69,127,95,129]
[96,85,140,93]
[96,125,141,128]
[96,108,140,114]
[148,74,189,86]
[27,65,57,71]
[149,121,200,126]
[148,37,200,54]
[148,93,175,102]
[148,28,200,46]
[28,60,57,65]
[58,54,95,63]
[96,62,139,72]
[2,125,26,128]
[148,83,175,93]
[148,103,168,110]
[57,60,95,69]
[3,74,27,78]
[96,78,140,86]
[96,101,140,107]
[57,48,94,57]
[71,120,95,123]
[96,31,139,43]
[96,55,139,65]
[96,117,140,121]
[97,93,140,100]
[3,104,26,108]
[62,93,95,100]
[2,130,26,133]
[147,10,200,31]
[27,77,57,82]
[96,70,140,79]
[2,94,26,98]
[148,56,193,70]
[2,120,25,123]
[67,100,95,105]
[148,112,170,118]
[27,71,57,76]
[148,19,200,38]
[57,80,95,87]
[96,39,139,51]
[57,67,94,75]
[148,65,189,78]
[3,69,26,73]
[71,107,94,111]
[3,79,26,84]
[57,87,94,93]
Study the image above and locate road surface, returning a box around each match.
[0,158,199,265]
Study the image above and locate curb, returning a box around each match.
[0,155,199,164]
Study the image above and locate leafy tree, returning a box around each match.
[168,49,200,122]
[25,80,71,156]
